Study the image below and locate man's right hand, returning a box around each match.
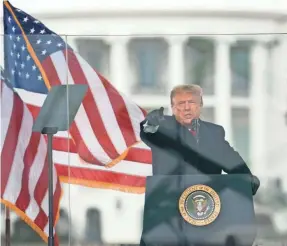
[145,107,165,126]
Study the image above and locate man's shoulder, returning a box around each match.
[200,120,224,134]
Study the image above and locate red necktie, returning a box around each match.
[189,129,196,136]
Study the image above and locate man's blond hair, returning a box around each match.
[170,84,203,106]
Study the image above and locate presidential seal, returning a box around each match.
[178,184,221,226]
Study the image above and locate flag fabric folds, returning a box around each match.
[0,70,62,244]
[3,1,152,193]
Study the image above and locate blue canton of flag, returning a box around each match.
[3,1,71,94]
[0,66,14,90]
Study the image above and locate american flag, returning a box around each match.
[3,1,152,193]
[0,68,62,245]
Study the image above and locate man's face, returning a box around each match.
[171,91,201,126]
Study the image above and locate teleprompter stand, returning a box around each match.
[32,84,88,246]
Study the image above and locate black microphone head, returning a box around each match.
[191,118,200,131]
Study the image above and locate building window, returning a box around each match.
[75,38,110,78]
[84,208,102,244]
[230,41,251,97]
[185,38,215,95]
[232,108,250,164]
[129,38,168,94]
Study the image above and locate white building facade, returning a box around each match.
[1,0,287,244]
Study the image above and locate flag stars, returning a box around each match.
[27,55,31,61]
[41,49,47,55]
[38,75,42,80]
[23,17,28,22]
[25,73,30,79]
[10,51,13,56]
[30,28,35,34]
[32,65,36,70]
[17,53,20,59]
[57,43,63,47]
[13,44,16,49]
[34,20,40,24]
[8,16,12,23]
[11,69,15,75]
[9,35,13,40]
[46,40,52,45]
[14,61,17,66]
[20,63,25,69]
[12,26,16,32]
[36,39,42,44]
[40,29,46,34]
[16,36,21,42]
[21,45,26,51]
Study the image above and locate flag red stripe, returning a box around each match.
[52,137,78,153]
[63,51,119,159]
[42,56,103,165]
[15,133,41,211]
[26,103,40,119]
[98,73,137,148]
[33,155,49,231]
[34,210,48,231]
[125,148,152,164]
[1,93,24,197]
[55,164,146,187]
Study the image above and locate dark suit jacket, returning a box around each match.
[140,116,253,176]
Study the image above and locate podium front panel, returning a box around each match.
[141,174,256,246]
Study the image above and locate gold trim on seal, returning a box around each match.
[178,184,221,226]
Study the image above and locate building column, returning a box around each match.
[214,37,233,143]
[250,40,268,176]
[108,37,130,95]
[166,36,186,113]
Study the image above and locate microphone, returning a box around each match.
[191,119,200,143]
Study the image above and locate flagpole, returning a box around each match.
[5,206,11,246]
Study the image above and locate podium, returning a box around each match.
[140,174,256,246]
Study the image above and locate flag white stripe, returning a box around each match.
[25,136,47,220]
[53,150,152,177]
[75,53,128,153]
[0,83,14,153]
[121,94,146,142]
[3,102,32,203]
[15,88,45,106]
[50,52,112,164]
